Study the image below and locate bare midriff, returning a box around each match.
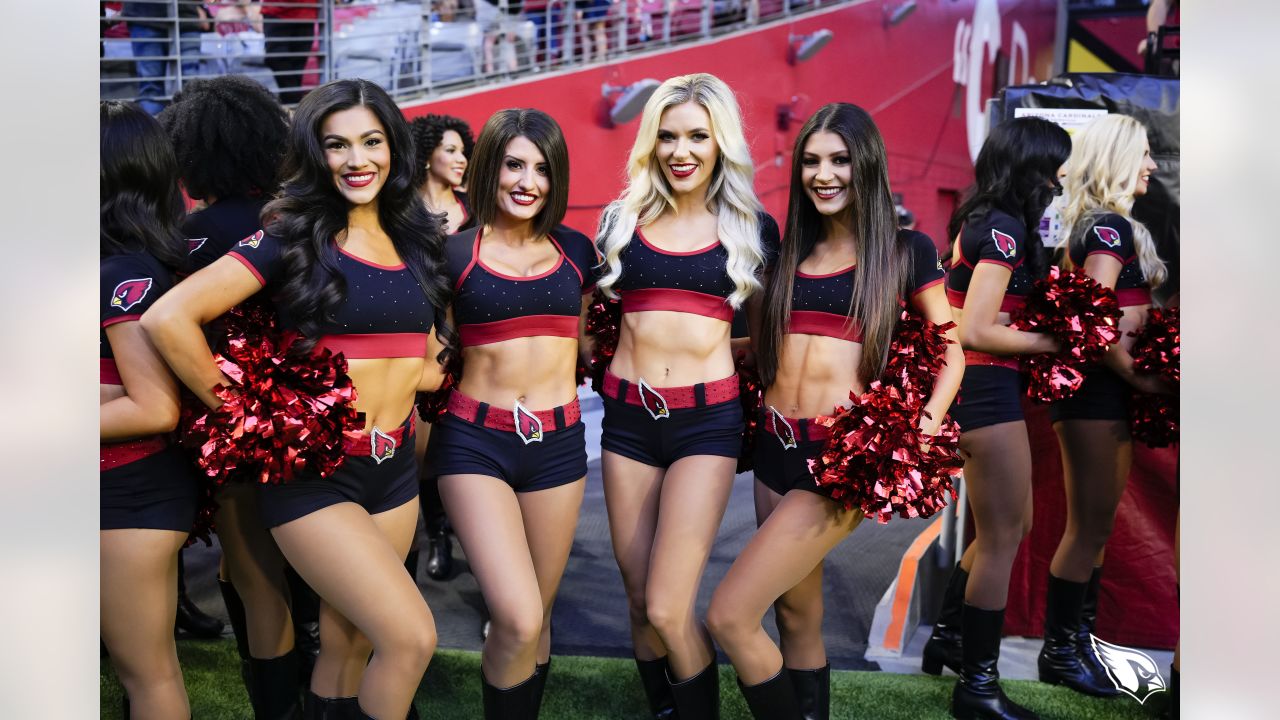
[456,335,580,410]
[766,333,863,419]
[610,310,734,387]
[345,356,430,430]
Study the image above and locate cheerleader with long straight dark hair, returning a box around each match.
[100,100,199,719]
[706,103,963,719]
[928,117,1070,720]
[144,79,452,719]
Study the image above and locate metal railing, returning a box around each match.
[101,0,842,110]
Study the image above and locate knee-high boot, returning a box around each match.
[530,658,551,718]
[737,670,803,720]
[218,577,254,693]
[951,605,1038,720]
[248,650,302,719]
[1037,575,1120,697]
[634,656,678,719]
[482,670,540,720]
[176,550,224,638]
[668,662,719,720]
[788,664,830,720]
[1075,567,1114,687]
[923,563,968,675]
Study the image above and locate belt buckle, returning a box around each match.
[637,377,670,420]
[513,400,543,444]
[767,406,798,450]
[369,426,397,464]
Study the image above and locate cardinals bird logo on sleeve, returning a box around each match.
[1090,636,1167,704]
[513,401,544,445]
[187,237,208,254]
[991,229,1017,260]
[636,378,670,420]
[1093,226,1123,249]
[238,229,265,249]
[110,278,154,313]
[370,427,397,464]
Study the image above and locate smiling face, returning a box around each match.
[495,135,549,223]
[655,101,719,198]
[429,129,467,188]
[321,105,390,208]
[1134,137,1157,196]
[801,130,853,217]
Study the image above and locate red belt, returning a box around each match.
[763,409,831,446]
[446,390,581,433]
[101,435,167,471]
[964,349,1020,371]
[600,370,739,415]
[342,417,414,463]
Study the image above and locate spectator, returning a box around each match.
[477,0,524,75]
[261,0,319,104]
[577,0,610,64]
[123,0,209,115]
[210,0,264,35]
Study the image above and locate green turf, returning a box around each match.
[101,638,1167,719]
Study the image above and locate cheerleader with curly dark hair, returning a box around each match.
[410,113,475,233]
[145,79,453,719]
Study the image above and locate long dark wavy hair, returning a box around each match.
[409,113,475,189]
[158,75,289,200]
[100,100,186,270]
[263,79,454,359]
[947,116,1072,278]
[758,103,906,388]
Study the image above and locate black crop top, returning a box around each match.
[787,230,945,342]
[228,230,437,359]
[945,208,1036,313]
[182,195,268,274]
[445,224,599,347]
[101,251,174,384]
[613,213,780,322]
[1069,213,1151,307]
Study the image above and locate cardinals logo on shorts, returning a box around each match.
[1093,226,1122,249]
[636,378,670,421]
[109,278,154,313]
[767,406,797,450]
[1090,636,1167,704]
[238,229,265,249]
[369,427,397,464]
[513,401,543,445]
[991,229,1017,260]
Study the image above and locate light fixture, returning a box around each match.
[884,0,918,28]
[602,79,661,126]
[788,29,833,65]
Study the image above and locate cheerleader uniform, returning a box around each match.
[224,231,439,527]
[946,208,1037,432]
[101,252,200,531]
[430,224,597,490]
[1049,214,1150,423]
[599,214,780,467]
[753,230,945,496]
[182,195,268,273]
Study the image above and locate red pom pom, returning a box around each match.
[1012,267,1122,403]
[585,288,621,391]
[416,368,458,424]
[736,354,764,474]
[1128,307,1180,447]
[179,304,360,485]
[883,308,956,400]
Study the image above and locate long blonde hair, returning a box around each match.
[595,73,765,308]
[1059,114,1167,287]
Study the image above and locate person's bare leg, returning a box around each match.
[961,421,1034,610]
[517,479,587,664]
[217,483,294,658]
[751,480,828,672]
[602,451,668,661]
[1050,419,1131,582]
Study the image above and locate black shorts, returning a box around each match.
[101,445,200,532]
[257,415,419,528]
[950,365,1025,433]
[1048,365,1131,423]
[600,395,743,468]
[751,414,827,496]
[432,399,587,493]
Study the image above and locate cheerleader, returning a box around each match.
[431,108,595,718]
[157,74,318,716]
[100,100,199,719]
[929,117,1070,720]
[594,73,774,718]
[144,79,450,719]
[1041,114,1169,696]
[706,103,964,719]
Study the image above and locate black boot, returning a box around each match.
[923,563,968,676]
[424,520,453,581]
[287,566,322,686]
[737,670,803,720]
[404,549,421,580]
[951,605,1038,719]
[788,664,829,720]
[1075,567,1114,688]
[634,656,677,719]
[530,658,551,718]
[249,651,303,719]
[176,551,225,639]
[303,691,352,720]
[1160,666,1178,720]
[219,578,254,694]
[483,670,539,719]
[668,662,719,720]
[1037,575,1120,697]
